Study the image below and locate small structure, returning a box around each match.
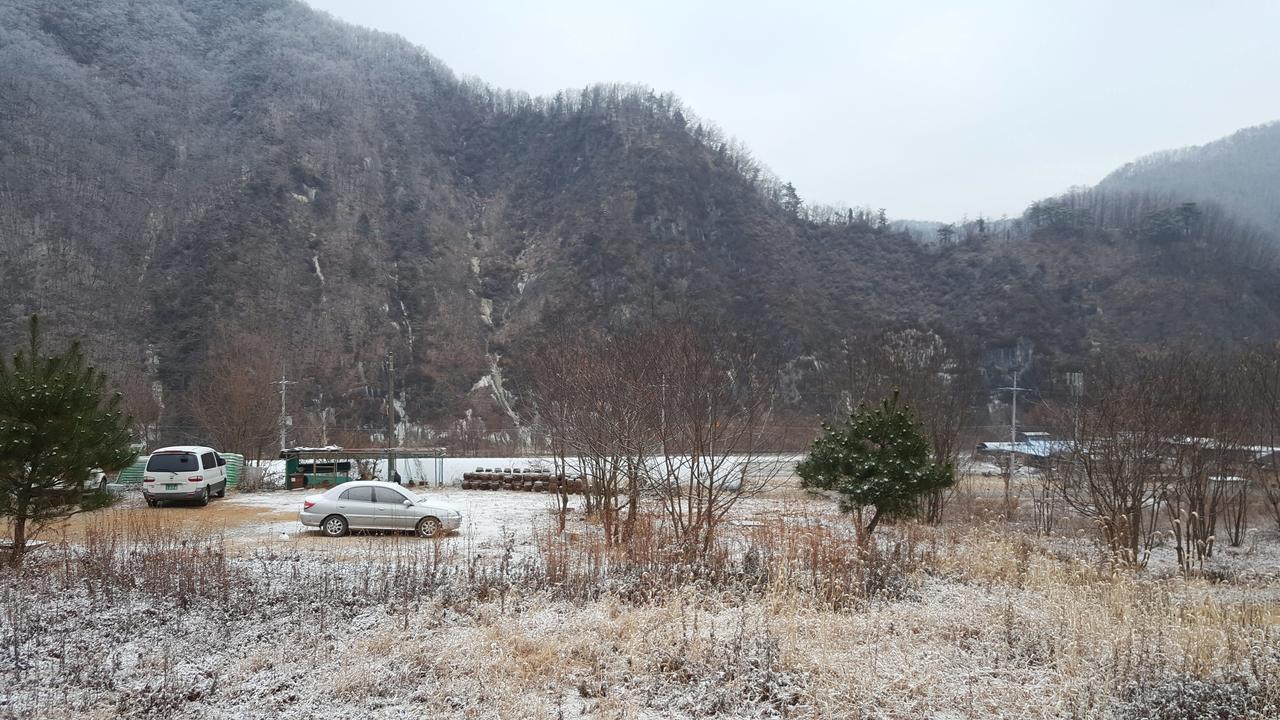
[974,432,1073,468]
[279,446,446,489]
[1163,438,1280,471]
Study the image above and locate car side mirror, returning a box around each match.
[403,500,413,508]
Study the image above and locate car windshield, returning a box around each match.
[146,453,198,472]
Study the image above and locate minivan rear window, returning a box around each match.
[146,453,198,472]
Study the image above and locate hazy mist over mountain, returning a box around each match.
[1098,121,1280,236]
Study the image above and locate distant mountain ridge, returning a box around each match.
[3,0,1280,443]
[1098,120,1280,235]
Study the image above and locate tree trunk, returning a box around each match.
[8,514,26,567]
[864,507,882,538]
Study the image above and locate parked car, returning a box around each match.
[142,446,228,507]
[298,481,462,538]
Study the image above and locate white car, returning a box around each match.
[142,446,228,506]
[298,481,462,537]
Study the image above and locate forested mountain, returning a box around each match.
[3,0,1280,445]
[1098,121,1280,236]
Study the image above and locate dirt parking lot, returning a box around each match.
[52,486,567,557]
[48,476,840,562]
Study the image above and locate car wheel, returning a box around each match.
[146,498,158,508]
[322,515,349,537]
[416,517,442,538]
[215,483,225,498]
[197,487,209,506]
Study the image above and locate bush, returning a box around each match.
[1113,674,1274,720]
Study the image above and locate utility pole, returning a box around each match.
[659,373,667,440]
[386,351,396,483]
[273,370,296,452]
[1066,371,1085,439]
[998,371,1028,520]
[650,373,669,456]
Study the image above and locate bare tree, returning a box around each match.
[528,325,780,552]
[644,326,781,555]
[451,412,488,458]
[1028,464,1062,536]
[1159,354,1252,570]
[527,329,657,544]
[84,337,163,448]
[1244,344,1280,531]
[1046,360,1169,566]
[187,323,285,463]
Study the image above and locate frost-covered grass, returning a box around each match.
[3,492,1279,719]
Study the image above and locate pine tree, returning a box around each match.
[781,182,803,217]
[0,316,133,566]
[796,392,953,536]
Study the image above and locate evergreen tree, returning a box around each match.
[1177,201,1202,237]
[1139,208,1185,244]
[781,182,803,217]
[796,392,953,536]
[0,316,133,566]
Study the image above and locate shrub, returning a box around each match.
[1113,673,1273,720]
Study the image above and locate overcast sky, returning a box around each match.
[304,0,1280,221]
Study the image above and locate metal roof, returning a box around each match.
[280,446,446,459]
[975,439,1074,458]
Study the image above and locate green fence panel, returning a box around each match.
[222,453,245,488]
[116,456,147,484]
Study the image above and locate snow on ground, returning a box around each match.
[215,487,567,558]
[9,475,1280,719]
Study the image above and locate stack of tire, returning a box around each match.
[461,467,587,494]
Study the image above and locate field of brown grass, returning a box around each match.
[2,477,1278,719]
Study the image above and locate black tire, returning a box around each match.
[416,516,442,538]
[146,498,159,508]
[321,515,349,537]
[197,487,209,507]
[215,482,226,498]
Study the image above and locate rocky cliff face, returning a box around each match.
[3,0,1279,443]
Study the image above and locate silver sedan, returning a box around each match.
[299,481,462,538]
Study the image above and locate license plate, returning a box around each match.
[165,484,178,490]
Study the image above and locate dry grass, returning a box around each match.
[1,488,1278,719]
[46,499,292,546]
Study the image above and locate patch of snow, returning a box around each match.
[223,487,560,553]
[310,254,325,285]
[398,298,414,351]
